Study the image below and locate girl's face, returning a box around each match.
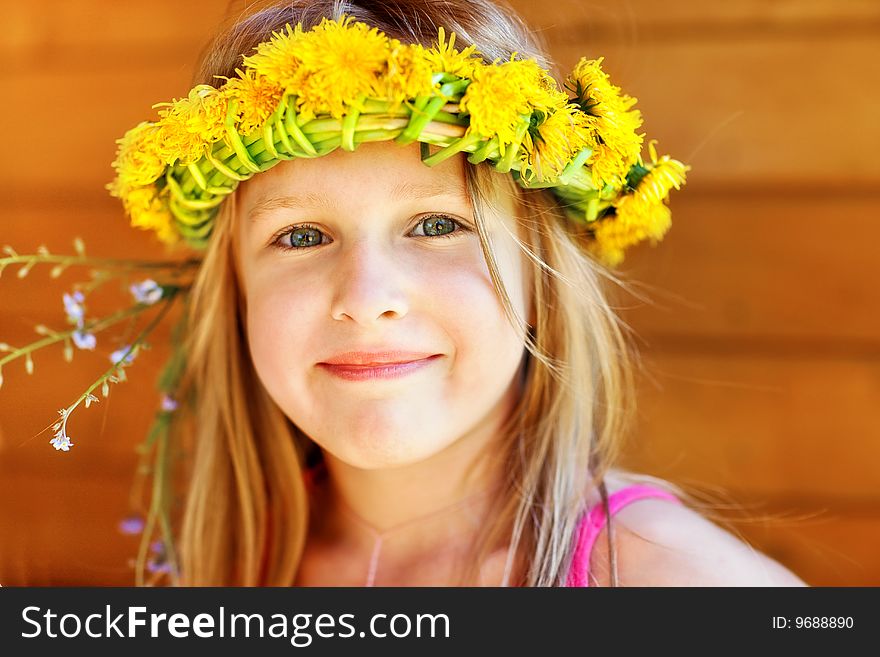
[236,141,531,469]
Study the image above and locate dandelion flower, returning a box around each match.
[110,122,166,188]
[383,41,436,107]
[568,57,644,188]
[243,23,305,89]
[122,187,178,246]
[460,59,538,153]
[521,103,592,182]
[223,68,284,135]
[154,85,228,164]
[291,16,391,120]
[589,142,689,266]
[423,27,483,78]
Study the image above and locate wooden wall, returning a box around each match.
[1,1,877,585]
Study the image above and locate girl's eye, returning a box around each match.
[270,214,469,251]
[410,214,462,238]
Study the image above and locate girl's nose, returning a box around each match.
[329,238,409,325]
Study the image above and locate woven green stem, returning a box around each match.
[341,96,365,151]
[397,95,448,144]
[467,135,499,164]
[283,96,318,156]
[495,119,530,173]
[178,102,467,199]
[261,114,281,161]
[203,148,249,182]
[420,131,484,167]
[273,109,296,157]
[556,146,593,186]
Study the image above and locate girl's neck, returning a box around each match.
[302,443,518,585]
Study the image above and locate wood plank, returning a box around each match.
[0,469,141,585]
[511,0,880,33]
[5,1,226,66]
[617,191,880,343]
[622,352,880,500]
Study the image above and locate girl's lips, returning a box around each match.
[317,354,442,381]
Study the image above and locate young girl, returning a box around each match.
[97,0,805,586]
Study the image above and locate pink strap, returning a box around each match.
[565,484,681,587]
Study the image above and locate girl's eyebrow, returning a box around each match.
[249,180,468,222]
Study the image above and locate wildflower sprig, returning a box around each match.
[109,14,689,266]
[46,286,180,453]
[1,302,140,387]
[0,238,202,280]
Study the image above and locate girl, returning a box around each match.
[102,0,805,586]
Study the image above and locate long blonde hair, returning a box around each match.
[172,0,643,586]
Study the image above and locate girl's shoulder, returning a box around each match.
[585,470,807,586]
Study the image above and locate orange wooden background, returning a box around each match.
[1,0,877,585]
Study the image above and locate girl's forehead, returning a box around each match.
[241,141,468,205]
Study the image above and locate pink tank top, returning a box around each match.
[565,484,682,587]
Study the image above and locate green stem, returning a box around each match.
[0,254,201,272]
[0,302,158,369]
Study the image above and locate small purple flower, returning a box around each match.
[130,279,164,306]
[146,559,173,575]
[110,345,137,366]
[160,394,179,412]
[118,514,145,535]
[62,291,85,324]
[72,328,96,350]
[147,540,173,574]
[50,431,73,451]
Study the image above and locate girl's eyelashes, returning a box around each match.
[268,213,473,251]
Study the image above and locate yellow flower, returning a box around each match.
[123,187,179,245]
[291,15,391,120]
[460,58,541,153]
[152,86,227,165]
[588,201,671,267]
[628,140,690,204]
[110,122,166,188]
[568,57,644,188]
[515,58,570,113]
[223,68,284,135]
[521,103,592,182]
[423,27,482,78]
[382,41,436,107]
[242,23,305,89]
[589,142,689,266]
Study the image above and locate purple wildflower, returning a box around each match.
[118,514,145,535]
[110,345,137,366]
[130,279,164,305]
[160,394,179,412]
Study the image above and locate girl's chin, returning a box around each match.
[318,432,454,470]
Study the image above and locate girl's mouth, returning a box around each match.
[317,354,442,381]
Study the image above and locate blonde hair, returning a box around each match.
[171,0,647,586]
